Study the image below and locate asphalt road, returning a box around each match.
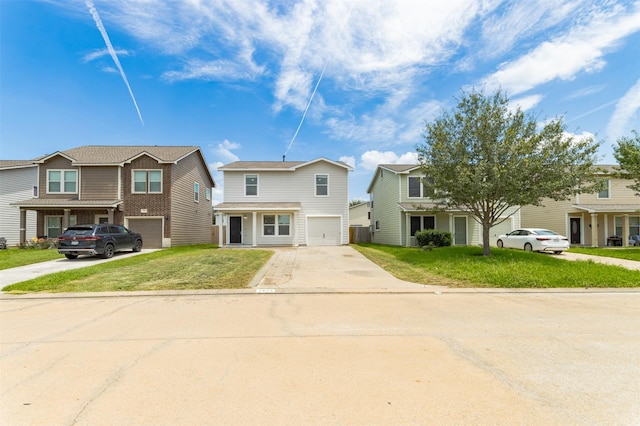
[2,291,639,425]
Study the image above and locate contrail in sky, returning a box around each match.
[284,2,354,157]
[86,0,144,125]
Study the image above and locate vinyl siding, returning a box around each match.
[580,178,640,204]
[370,169,402,245]
[349,202,370,227]
[80,166,118,199]
[0,167,38,246]
[222,160,350,245]
[39,155,77,200]
[171,151,214,246]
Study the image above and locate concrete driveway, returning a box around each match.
[251,245,438,291]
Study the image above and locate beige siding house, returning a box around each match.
[521,166,640,247]
[349,201,370,227]
[215,159,352,246]
[0,161,38,246]
[11,146,215,248]
[367,164,520,247]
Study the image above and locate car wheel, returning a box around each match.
[524,243,533,252]
[497,240,504,248]
[101,244,115,259]
[132,239,142,252]
[65,254,78,260]
[553,251,562,255]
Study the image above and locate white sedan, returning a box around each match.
[496,228,570,254]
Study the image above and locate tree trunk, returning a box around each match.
[482,222,492,256]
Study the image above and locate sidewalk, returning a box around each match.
[561,251,640,271]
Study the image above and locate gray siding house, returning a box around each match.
[367,164,519,247]
[0,161,38,246]
[215,158,353,246]
[10,146,216,248]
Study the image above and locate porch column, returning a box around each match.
[405,213,411,247]
[224,214,229,247]
[19,209,27,245]
[623,214,630,247]
[603,214,609,240]
[293,212,299,247]
[107,208,115,223]
[252,212,257,247]
[63,209,71,231]
[590,213,598,247]
[218,214,224,247]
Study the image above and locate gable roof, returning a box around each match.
[0,160,38,170]
[366,163,421,193]
[218,158,353,172]
[37,145,201,165]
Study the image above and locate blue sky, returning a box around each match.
[1,0,639,204]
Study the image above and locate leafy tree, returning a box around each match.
[613,131,640,196]
[349,198,368,207]
[416,89,601,256]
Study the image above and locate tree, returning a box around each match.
[613,131,640,196]
[416,89,601,256]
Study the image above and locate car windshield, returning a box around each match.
[533,230,558,236]
[63,227,94,236]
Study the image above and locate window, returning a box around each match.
[47,170,77,194]
[410,216,435,235]
[316,174,328,196]
[33,186,38,197]
[408,176,422,198]
[375,219,380,230]
[194,182,200,202]
[45,215,77,238]
[245,174,258,196]
[133,170,162,193]
[263,214,291,236]
[597,179,610,199]
[205,187,211,201]
[615,216,640,237]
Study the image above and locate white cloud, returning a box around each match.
[511,94,544,111]
[482,4,640,95]
[339,156,355,168]
[360,150,418,171]
[215,140,241,163]
[607,78,640,139]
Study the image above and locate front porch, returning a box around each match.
[570,204,640,247]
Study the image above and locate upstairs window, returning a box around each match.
[316,174,328,196]
[194,182,200,202]
[245,174,258,196]
[47,170,77,194]
[205,187,211,201]
[597,179,610,199]
[408,176,422,198]
[133,170,162,193]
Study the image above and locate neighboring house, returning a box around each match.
[520,165,640,247]
[0,161,38,246]
[349,201,370,227]
[215,158,353,246]
[10,145,216,248]
[367,164,519,247]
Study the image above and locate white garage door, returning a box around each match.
[489,218,513,246]
[307,217,341,246]
[128,218,163,248]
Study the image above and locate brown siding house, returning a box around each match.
[11,146,216,248]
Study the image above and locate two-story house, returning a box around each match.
[520,165,640,247]
[0,161,38,246]
[215,159,352,246]
[367,164,520,247]
[10,145,216,248]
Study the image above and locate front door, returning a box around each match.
[454,216,467,245]
[229,216,242,244]
[570,218,580,244]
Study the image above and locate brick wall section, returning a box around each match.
[122,155,172,239]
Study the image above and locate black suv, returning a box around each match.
[57,224,143,259]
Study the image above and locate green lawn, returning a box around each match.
[0,248,61,270]
[569,246,640,261]
[353,244,640,288]
[3,245,272,293]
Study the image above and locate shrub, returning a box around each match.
[415,229,452,248]
[19,237,57,250]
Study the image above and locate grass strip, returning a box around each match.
[353,244,640,288]
[3,245,272,293]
